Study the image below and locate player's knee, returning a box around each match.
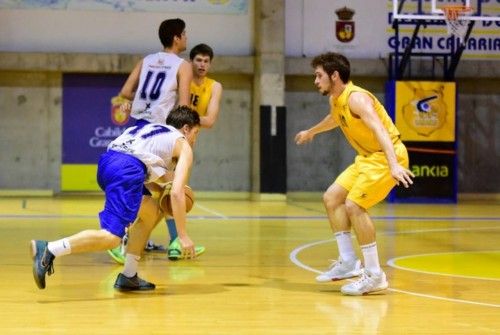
[101,230,122,249]
[138,197,162,222]
[323,190,342,210]
[344,199,363,217]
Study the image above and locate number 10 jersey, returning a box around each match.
[131,52,184,124]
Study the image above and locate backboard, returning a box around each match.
[391,0,500,22]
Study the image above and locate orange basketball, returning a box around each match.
[159,185,194,216]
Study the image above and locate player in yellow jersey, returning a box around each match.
[295,52,414,295]
[163,43,223,260]
[189,43,223,127]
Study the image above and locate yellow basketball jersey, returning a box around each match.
[331,82,400,156]
[190,77,215,116]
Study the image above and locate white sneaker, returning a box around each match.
[341,269,389,296]
[316,258,363,282]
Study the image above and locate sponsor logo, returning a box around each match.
[402,86,448,137]
[411,164,449,177]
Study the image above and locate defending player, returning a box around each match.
[163,43,223,260]
[30,106,200,291]
[295,52,414,295]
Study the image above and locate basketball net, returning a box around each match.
[442,6,473,44]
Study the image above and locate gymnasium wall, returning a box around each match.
[0,0,498,195]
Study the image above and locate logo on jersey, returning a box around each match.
[335,7,355,43]
[402,86,447,137]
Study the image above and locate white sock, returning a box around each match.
[335,231,356,262]
[122,253,140,278]
[361,242,381,274]
[47,238,71,257]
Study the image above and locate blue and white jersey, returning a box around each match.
[108,123,184,183]
[131,52,184,124]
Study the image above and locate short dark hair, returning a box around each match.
[311,52,350,83]
[189,43,214,60]
[158,18,186,48]
[166,105,200,129]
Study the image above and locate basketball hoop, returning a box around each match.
[442,5,473,43]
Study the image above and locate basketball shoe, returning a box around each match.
[144,240,166,252]
[114,273,155,291]
[340,269,388,296]
[167,237,206,261]
[107,233,127,265]
[30,240,55,289]
[315,257,363,282]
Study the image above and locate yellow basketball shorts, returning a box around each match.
[335,142,409,209]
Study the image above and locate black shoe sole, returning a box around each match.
[30,240,45,289]
[113,284,155,292]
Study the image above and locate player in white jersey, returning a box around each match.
[118,18,192,121]
[30,106,201,291]
[107,18,202,261]
[129,52,185,124]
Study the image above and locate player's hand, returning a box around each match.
[120,101,131,114]
[295,130,314,145]
[178,235,196,259]
[111,95,132,114]
[391,164,415,188]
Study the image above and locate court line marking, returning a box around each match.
[387,251,500,282]
[192,204,228,219]
[1,214,499,221]
[289,229,500,308]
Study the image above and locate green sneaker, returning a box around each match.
[167,237,206,261]
[107,246,125,264]
[107,234,127,264]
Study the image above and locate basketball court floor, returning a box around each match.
[0,196,499,334]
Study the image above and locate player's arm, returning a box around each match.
[295,97,339,144]
[111,60,143,115]
[177,60,193,107]
[120,60,142,100]
[349,92,414,188]
[200,81,223,129]
[170,137,195,257]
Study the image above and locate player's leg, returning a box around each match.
[340,152,404,295]
[30,229,121,290]
[316,164,363,282]
[340,199,388,295]
[114,195,161,291]
[31,150,146,289]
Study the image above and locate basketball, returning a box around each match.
[159,184,195,216]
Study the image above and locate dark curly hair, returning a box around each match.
[311,52,350,83]
[166,105,200,129]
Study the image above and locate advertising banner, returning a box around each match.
[0,0,248,14]
[62,73,132,191]
[387,80,457,203]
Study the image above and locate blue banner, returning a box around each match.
[62,73,132,190]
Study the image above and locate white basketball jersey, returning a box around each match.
[131,52,184,124]
[108,123,184,182]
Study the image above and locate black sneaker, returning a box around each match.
[30,240,55,289]
[114,273,156,291]
[144,240,166,253]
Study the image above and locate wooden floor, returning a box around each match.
[0,196,499,334]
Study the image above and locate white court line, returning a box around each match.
[387,251,500,282]
[193,203,228,219]
[289,227,500,308]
